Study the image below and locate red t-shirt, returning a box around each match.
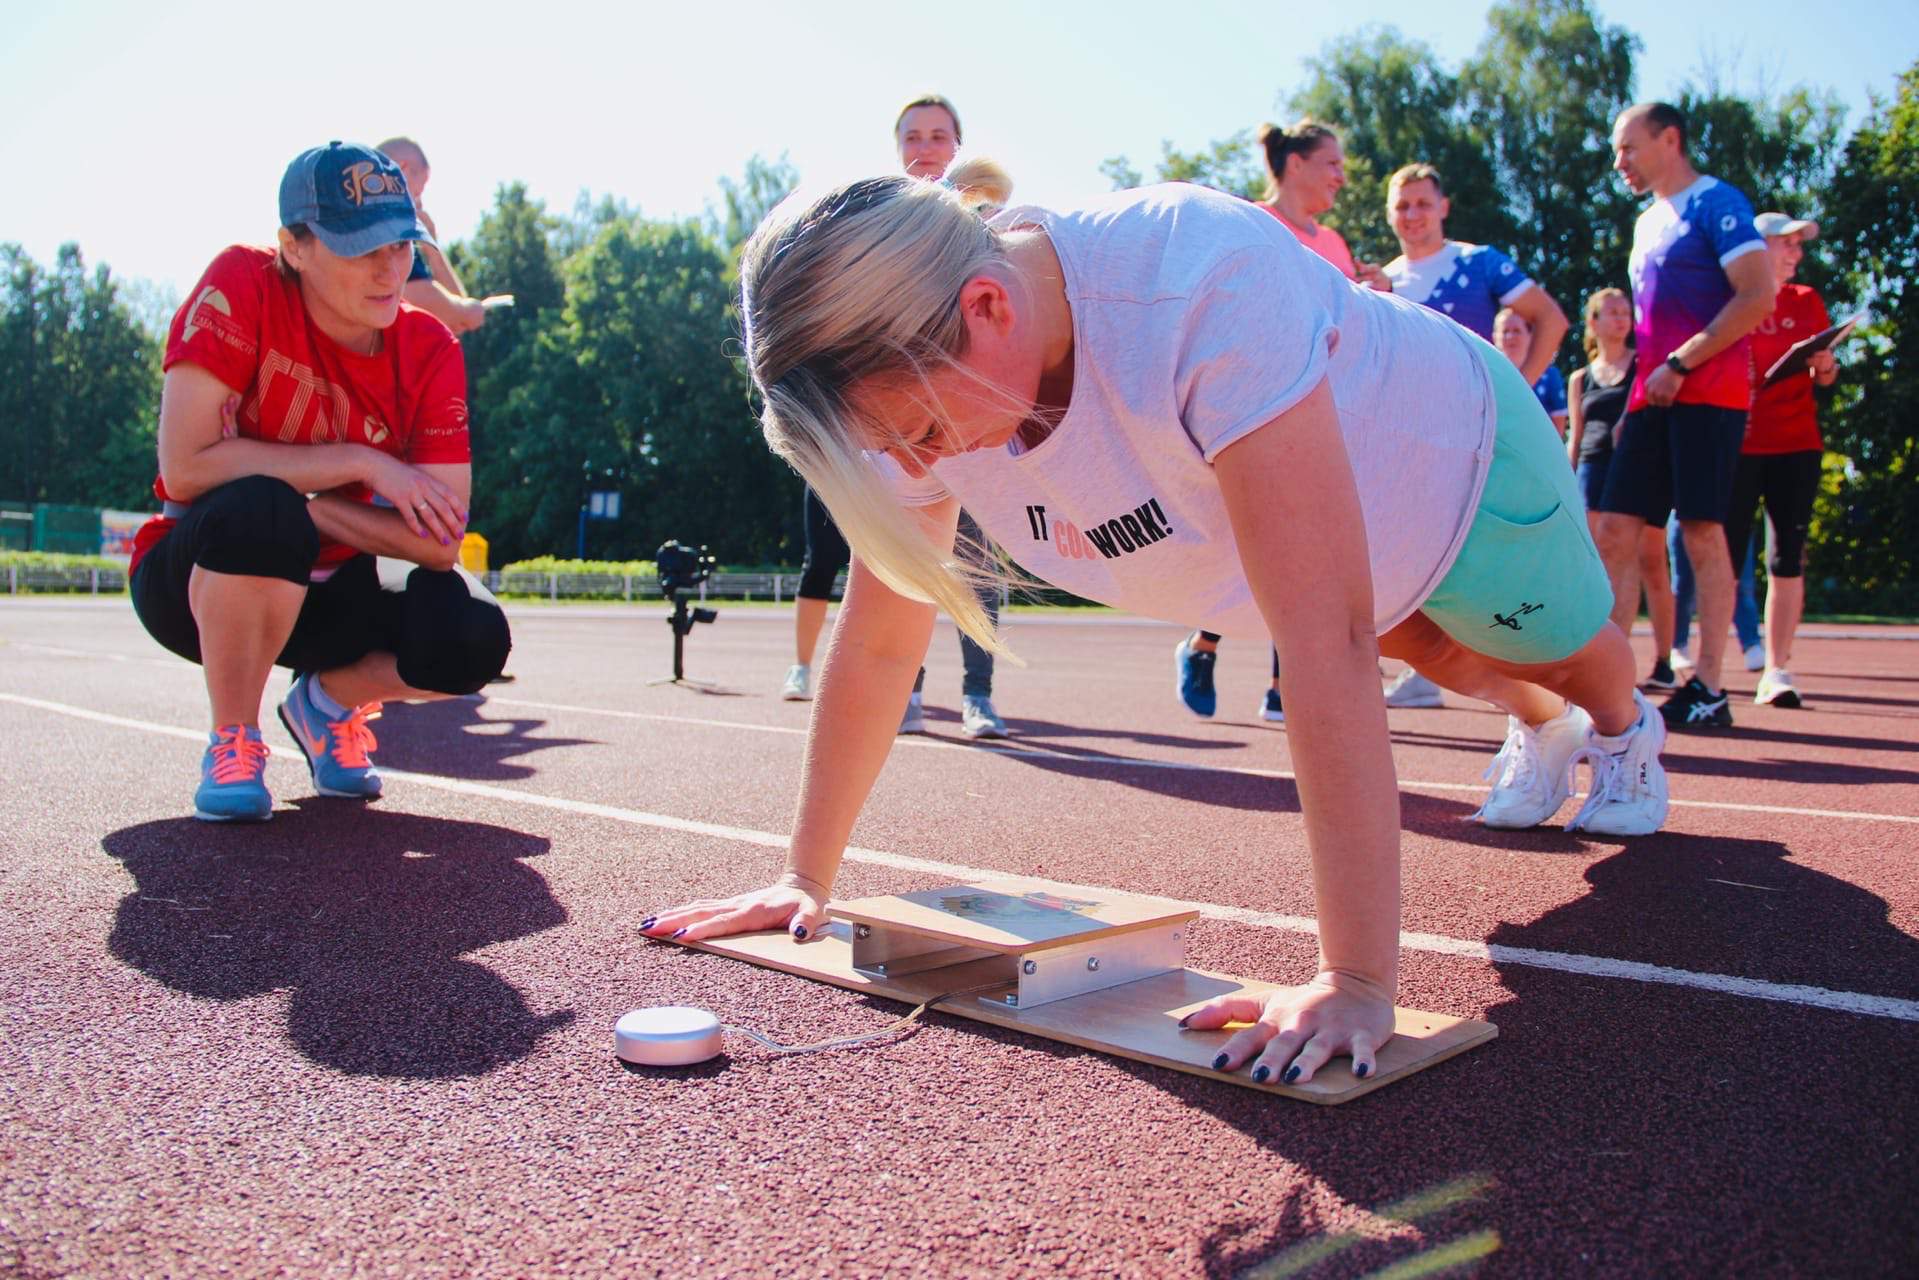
[1745,283,1829,455]
[132,245,471,575]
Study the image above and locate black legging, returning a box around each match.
[1722,450,1820,580]
[798,487,997,698]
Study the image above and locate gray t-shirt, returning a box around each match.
[889,183,1496,641]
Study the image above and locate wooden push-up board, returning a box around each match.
[687,879,1495,1105]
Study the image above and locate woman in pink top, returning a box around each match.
[1176,121,1390,724]
[1253,120,1390,290]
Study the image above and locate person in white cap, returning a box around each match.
[1734,212,1840,708]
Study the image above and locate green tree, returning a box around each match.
[709,152,801,258]
[446,182,568,546]
[1457,0,1640,330]
[1290,27,1496,264]
[0,243,161,509]
[1099,131,1264,201]
[482,216,791,566]
[1810,62,1919,613]
[1679,80,1849,300]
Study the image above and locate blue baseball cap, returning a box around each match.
[278,141,435,257]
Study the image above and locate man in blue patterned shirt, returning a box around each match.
[1382,163,1569,385]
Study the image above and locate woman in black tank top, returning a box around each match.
[1570,288,1676,690]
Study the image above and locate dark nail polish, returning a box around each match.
[1355,1063,1371,1079]
[1283,1065,1301,1084]
[1251,1065,1271,1084]
[1177,1013,1195,1028]
[640,916,657,931]
[791,924,808,940]
[671,928,687,939]
[1211,1053,1230,1071]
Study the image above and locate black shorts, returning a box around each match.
[1597,402,1747,526]
[798,486,851,601]
[1724,450,1821,579]
[130,476,511,696]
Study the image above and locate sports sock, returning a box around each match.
[308,676,350,719]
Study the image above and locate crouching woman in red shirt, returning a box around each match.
[129,142,511,821]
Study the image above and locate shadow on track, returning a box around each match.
[103,800,574,1078]
[370,694,599,781]
[917,703,1250,753]
[1175,833,1919,1276]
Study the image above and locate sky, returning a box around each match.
[3,0,1912,302]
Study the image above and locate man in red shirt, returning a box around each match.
[130,141,511,821]
[1730,211,1840,709]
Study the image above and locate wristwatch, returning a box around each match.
[1665,353,1691,376]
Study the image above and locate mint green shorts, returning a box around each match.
[1416,344,1615,666]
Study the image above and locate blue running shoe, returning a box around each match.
[278,674,384,798]
[195,724,273,822]
[1259,688,1285,723]
[1174,635,1217,718]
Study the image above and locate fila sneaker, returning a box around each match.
[1473,703,1592,829]
[1566,690,1670,837]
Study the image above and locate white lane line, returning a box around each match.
[483,694,1919,827]
[7,650,1915,826]
[5,691,1916,1025]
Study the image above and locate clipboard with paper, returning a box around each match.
[1761,316,1858,388]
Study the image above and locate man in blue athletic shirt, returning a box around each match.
[1378,162,1571,709]
[1383,164,1571,375]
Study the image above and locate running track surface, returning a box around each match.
[2,600,1915,1278]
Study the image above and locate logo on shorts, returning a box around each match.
[1490,601,1545,631]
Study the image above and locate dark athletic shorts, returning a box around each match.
[130,475,511,696]
[1597,401,1747,526]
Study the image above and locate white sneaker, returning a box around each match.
[1384,668,1445,708]
[1669,646,1695,676]
[960,694,1009,739]
[1755,669,1802,709]
[781,664,811,701]
[1474,704,1591,829]
[1742,642,1766,672]
[898,691,926,735]
[1566,690,1669,836]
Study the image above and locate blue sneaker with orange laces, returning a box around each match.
[277,674,384,798]
[194,724,273,822]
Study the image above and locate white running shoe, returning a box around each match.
[1565,690,1669,836]
[1384,668,1446,708]
[1755,669,1802,709]
[897,691,927,735]
[960,694,1009,739]
[1669,646,1696,676]
[1473,704,1591,829]
[1742,642,1766,672]
[781,664,811,701]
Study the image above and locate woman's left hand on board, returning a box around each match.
[1179,973,1396,1085]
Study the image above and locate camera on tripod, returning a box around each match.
[651,540,718,685]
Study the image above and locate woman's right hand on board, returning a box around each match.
[640,874,832,945]
[1178,971,1396,1085]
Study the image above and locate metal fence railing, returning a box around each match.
[3,564,846,602]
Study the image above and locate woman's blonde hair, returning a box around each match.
[1582,287,1630,360]
[739,161,1021,654]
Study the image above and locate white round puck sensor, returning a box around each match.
[614,1006,724,1066]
